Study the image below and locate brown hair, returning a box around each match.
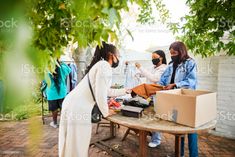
[169,41,190,63]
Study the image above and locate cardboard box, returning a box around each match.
[155,89,217,128]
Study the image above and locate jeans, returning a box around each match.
[151,132,161,145]
[181,133,198,157]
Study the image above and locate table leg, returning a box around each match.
[110,122,116,138]
[90,122,116,145]
[122,128,130,141]
[175,134,182,157]
[139,130,148,157]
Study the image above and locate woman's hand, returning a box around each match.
[135,62,141,69]
[108,109,117,116]
[126,89,132,94]
[163,83,176,90]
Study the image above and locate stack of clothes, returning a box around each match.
[124,83,164,108]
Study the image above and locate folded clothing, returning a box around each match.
[129,96,149,105]
[132,83,164,99]
[123,96,150,109]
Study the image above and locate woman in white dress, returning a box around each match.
[59,42,128,157]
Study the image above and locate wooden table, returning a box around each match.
[101,108,217,157]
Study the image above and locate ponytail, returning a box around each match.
[51,62,61,93]
[85,42,117,74]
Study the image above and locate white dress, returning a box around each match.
[59,61,126,157]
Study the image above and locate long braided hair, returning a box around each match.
[85,41,117,74]
[50,61,61,94]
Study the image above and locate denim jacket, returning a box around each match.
[158,58,197,90]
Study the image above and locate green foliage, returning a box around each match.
[25,0,171,81]
[137,0,155,24]
[5,101,41,121]
[0,0,170,119]
[176,0,235,57]
[28,0,126,50]
[28,0,170,50]
[27,0,170,75]
[28,0,74,52]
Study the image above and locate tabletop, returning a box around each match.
[106,107,217,134]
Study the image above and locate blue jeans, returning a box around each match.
[181,133,198,157]
[151,132,161,145]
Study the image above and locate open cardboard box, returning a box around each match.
[155,89,217,128]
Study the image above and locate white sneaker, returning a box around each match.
[50,122,57,128]
[148,142,160,148]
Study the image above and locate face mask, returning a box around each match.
[112,56,119,68]
[152,58,160,65]
[171,55,180,63]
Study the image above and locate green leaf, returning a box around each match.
[126,29,134,41]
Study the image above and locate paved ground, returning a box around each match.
[0,117,235,157]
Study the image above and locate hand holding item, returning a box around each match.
[131,83,164,99]
[163,83,176,90]
[108,109,117,116]
[126,89,132,94]
[135,62,141,69]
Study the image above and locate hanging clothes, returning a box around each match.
[65,62,78,93]
[124,64,141,88]
[66,75,71,94]
[69,63,78,91]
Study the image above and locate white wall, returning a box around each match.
[195,55,235,139]
[112,53,235,139]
